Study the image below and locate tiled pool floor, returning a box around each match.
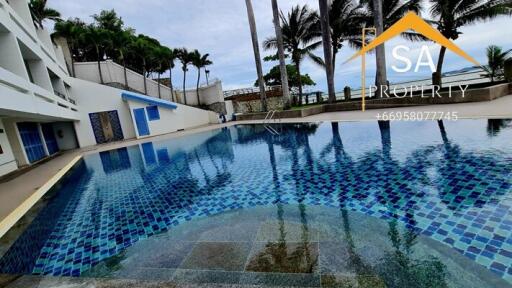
[1,121,512,287]
[69,205,511,287]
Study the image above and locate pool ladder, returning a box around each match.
[264,110,280,135]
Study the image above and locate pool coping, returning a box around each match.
[0,155,83,238]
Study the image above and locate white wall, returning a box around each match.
[74,61,226,108]
[0,118,17,176]
[174,80,224,106]
[69,78,136,147]
[2,118,27,166]
[126,100,218,139]
[52,122,78,150]
[74,61,174,101]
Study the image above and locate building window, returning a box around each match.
[146,106,160,121]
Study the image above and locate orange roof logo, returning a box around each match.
[346,12,479,66]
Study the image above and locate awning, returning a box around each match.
[121,92,178,110]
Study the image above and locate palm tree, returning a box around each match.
[271,0,291,110]
[264,5,322,105]
[429,0,511,86]
[372,0,387,95]
[52,19,85,77]
[152,46,172,99]
[245,0,267,112]
[191,50,213,106]
[481,45,511,82]
[111,30,134,89]
[361,0,422,94]
[177,48,193,105]
[329,0,367,73]
[92,9,124,32]
[319,0,336,103]
[167,48,178,102]
[130,36,153,94]
[81,25,110,84]
[29,0,61,29]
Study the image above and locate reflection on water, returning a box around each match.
[0,120,511,286]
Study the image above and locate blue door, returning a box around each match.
[41,123,59,155]
[17,122,47,163]
[133,108,150,136]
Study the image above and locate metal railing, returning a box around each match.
[263,110,280,135]
[223,85,282,98]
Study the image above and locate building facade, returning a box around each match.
[0,0,217,177]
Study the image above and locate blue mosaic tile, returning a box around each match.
[0,120,511,284]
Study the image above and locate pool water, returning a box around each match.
[0,120,511,287]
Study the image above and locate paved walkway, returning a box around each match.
[0,95,511,233]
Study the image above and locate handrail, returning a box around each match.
[263,110,280,135]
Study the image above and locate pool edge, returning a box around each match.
[0,155,83,239]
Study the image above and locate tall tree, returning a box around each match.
[481,45,511,83]
[319,0,336,103]
[52,19,86,77]
[361,0,422,95]
[81,25,110,84]
[271,0,291,110]
[429,0,511,86]
[29,0,61,29]
[177,48,193,105]
[168,48,178,102]
[255,64,316,92]
[329,0,367,73]
[111,30,135,89]
[92,9,124,32]
[372,0,388,97]
[191,50,213,106]
[130,36,153,94]
[152,46,172,99]
[245,0,267,112]
[264,5,322,105]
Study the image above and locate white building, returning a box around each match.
[0,0,218,177]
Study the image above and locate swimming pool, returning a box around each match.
[0,120,511,287]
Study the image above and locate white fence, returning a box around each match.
[74,60,224,106]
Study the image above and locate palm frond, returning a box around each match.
[307,52,325,68]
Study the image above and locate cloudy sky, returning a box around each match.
[48,0,511,92]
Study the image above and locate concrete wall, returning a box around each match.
[1,118,27,167]
[233,96,284,114]
[74,60,174,101]
[74,61,226,109]
[0,119,17,176]
[174,80,224,107]
[52,122,78,150]
[69,78,136,148]
[126,100,218,139]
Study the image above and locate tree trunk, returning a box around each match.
[196,68,201,106]
[373,0,387,97]
[433,46,446,87]
[96,46,104,84]
[332,47,337,74]
[169,68,175,102]
[157,73,161,99]
[142,59,147,95]
[245,0,267,112]
[295,61,303,106]
[319,0,336,104]
[271,0,291,110]
[183,69,187,105]
[122,58,128,90]
[69,42,76,77]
